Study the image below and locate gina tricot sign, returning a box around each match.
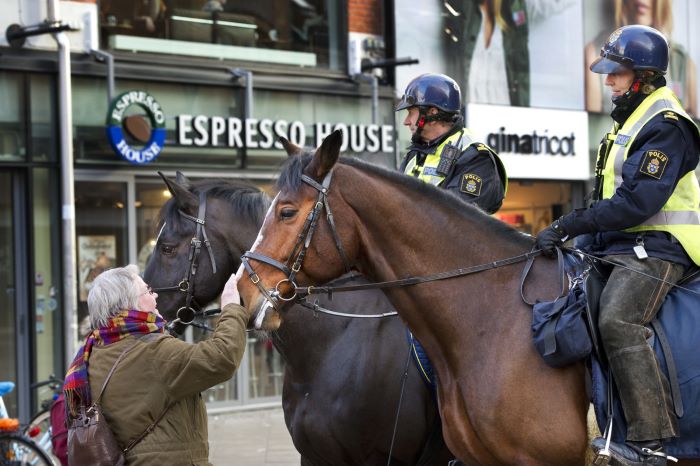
[176,115,395,153]
[466,104,589,180]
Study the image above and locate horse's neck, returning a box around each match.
[339,166,540,370]
[341,167,526,279]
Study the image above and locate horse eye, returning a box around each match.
[280,208,298,220]
[160,244,176,255]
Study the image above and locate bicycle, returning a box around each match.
[22,375,64,464]
[0,381,54,466]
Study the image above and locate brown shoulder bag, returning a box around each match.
[68,336,170,466]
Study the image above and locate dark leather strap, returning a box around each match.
[122,403,172,453]
[520,247,566,306]
[297,250,542,297]
[650,319,684,417]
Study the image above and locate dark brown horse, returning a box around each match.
[144,174,454,465]
[237,130,594,465]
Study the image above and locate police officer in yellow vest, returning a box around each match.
[537,25,700,466]
[396,73,507,214]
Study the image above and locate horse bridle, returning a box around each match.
[152,190,218,330]
[241,170,352,313]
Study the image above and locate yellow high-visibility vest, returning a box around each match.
[404,129,508,193]
[598,86,700,265]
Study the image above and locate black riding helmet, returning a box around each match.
[590,25,669,75]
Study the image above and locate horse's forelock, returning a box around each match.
[276,153,313,193]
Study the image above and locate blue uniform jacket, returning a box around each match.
[400,126,506,214]
[561,111,700,268]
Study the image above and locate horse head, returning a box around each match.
[144,171,269,323]
[238,130,361,331]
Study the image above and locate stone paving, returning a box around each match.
[208,407,300,466]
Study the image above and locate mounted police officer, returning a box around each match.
[396,73,507,214]
[536,25,700,466]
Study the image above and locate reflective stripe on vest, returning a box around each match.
[599,86,700,265]
[404,130,475,186]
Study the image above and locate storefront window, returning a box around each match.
[30,75,56,162]
[99,0,345,70]
[75,181,129,336]
[0,72,26,161]
[247,337,283,400]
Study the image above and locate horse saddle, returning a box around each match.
[584,259,700,459]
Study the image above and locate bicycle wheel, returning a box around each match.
[0,432,53,466]
[22,410,53,457]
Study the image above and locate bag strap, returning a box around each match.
[122,403,172,453]
[95,339,140,405]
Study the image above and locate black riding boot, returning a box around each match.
[591,437,676,466]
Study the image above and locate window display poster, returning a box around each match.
[78,235,116,302]
[394,0,584,110]
[584,0,699,119]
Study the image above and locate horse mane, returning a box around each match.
[277,154,532,247]
[159,178,271,234]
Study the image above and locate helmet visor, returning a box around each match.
[395,94,416,111]
[590,52,634,74]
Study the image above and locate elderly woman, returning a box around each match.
[63,264,250,465]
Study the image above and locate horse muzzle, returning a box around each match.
[251,294,283,331]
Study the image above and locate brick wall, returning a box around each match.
[348,0,382,35]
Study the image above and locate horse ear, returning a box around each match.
[309,129,342,179]
[175,171,190,188]
[158,171,197,212]
[279,137,303,157]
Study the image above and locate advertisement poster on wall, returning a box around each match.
[78,235,116,302]
[583,0,699,120]
[394,0,585,110]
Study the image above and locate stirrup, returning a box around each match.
[641,448,678,463]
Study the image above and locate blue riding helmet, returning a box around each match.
[395,73,462,113]
[590,25,669,75]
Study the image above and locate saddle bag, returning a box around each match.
[531,284,592,368]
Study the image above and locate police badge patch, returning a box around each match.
[460,173,482,196]
[639,150,668,179]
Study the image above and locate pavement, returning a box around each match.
[208,406,300,466]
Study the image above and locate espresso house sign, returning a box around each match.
[176,115,395,154]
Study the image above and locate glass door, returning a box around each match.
[0,171,17,414]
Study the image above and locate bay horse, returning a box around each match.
[236,130,598,466]
[143,173,454,465]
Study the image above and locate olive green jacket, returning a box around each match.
[87,303,248,465]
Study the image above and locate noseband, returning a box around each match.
[241,170,352,311]
[152,190,218,330]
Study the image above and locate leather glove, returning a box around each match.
[535,218,567,258]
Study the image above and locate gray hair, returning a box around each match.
[87,264,142,329]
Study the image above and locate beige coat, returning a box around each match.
[87,303,248,466]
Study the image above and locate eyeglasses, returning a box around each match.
[141,286,155,296]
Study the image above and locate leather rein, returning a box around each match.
[152,191,219,332]
[240,169,547,318]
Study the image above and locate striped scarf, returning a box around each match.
[63,310,165,418]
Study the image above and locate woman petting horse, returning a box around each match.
[143,173,453,465]
[237,130,592,466]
